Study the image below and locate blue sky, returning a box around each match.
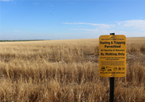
[0,0,145,40]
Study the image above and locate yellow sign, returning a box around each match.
[99,35,126,77]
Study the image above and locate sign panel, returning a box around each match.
[99,35,126,77]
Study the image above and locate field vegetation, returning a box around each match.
[0,37,145,102]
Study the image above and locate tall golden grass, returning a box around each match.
[0,38,145,102]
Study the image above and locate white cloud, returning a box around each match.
[119,20,145,31]
[63,22,114,29]
[63,20,145,31]
[63,20,145,37]
[70,28,98,31]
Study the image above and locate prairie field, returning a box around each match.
[0,37,145,102]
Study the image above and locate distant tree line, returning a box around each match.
[0,39,50,42]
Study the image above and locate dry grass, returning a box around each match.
[0,38,145,102]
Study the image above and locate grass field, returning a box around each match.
[0,37,145,102]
